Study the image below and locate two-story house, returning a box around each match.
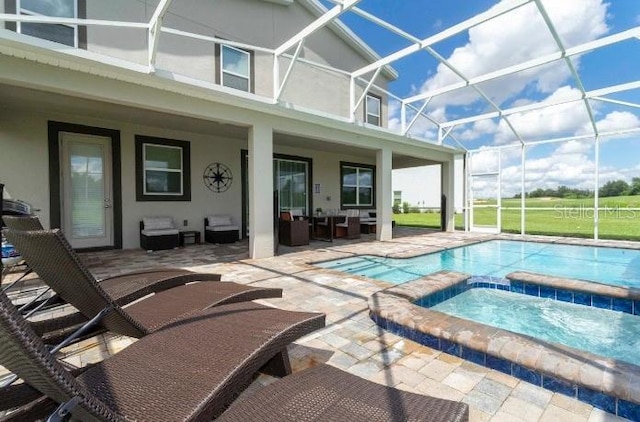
[0,0,458,258]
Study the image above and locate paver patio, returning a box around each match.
[1,227,633,421]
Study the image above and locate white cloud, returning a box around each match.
[594,111,640,134]
[473,136,640,198]
[419,0,609,108]
[454,86,640,145]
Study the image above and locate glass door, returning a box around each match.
[274,159,309,215]
[60,132,114,248]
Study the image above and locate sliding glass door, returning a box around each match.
[241,151,312,238]
[274,158,308,215]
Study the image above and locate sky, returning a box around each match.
[322,0,640,200]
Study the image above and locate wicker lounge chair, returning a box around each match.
[3,216,227,305]
[219,363,469,422]
[5,228,283,340]
[0,289,325,421]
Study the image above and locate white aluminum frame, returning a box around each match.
[1,1,640,240]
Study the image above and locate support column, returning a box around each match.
[248,123,274,259]
[376,148,392,241]
[441,158,456,232]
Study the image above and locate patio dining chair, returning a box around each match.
[278,211,309,246]
[5,228,283,341]
[0,288,326,421]
[334,209,361,239]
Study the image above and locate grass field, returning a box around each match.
[394,195,640,240]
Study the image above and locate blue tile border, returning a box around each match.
[376,270,640,420]
[371,312,640,421]
[416,277,640,317]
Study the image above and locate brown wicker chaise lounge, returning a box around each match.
[0,289,468,422]
[3,216,228,304]
[5,229,283,340]
[0,289,326,421]
[219,363,469,422]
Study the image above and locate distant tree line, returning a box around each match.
[513,177,640,199]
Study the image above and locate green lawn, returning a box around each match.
[394,195,640,240]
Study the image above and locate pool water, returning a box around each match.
[316,240,640,288]
[430,288,640,365]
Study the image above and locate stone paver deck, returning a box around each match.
[1,227,635,421]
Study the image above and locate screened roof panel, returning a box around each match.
[2,0,639,152]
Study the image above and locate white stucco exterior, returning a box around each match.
[0,0,459,257]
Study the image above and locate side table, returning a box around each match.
[179,230,201,246]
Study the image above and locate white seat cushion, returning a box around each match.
[143,217,174,230]
[207,215,233,226]
[206,225,239,232]
[141,228,179,236]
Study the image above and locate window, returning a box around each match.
[341,162,375,208]
[14,0,78,47]
[220,44,251,92]
[135,136,191,201]
[365,93,381,126]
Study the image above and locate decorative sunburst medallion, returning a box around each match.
[203,162,233,193]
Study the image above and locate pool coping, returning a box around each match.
[368,270,640,419]
[310,235,640,268]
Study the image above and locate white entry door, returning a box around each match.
[60,132,114,249]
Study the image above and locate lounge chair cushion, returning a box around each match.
[142,217,174,230]
[141,228,180,236]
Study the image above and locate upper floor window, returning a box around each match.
[15,0,77,47]
[365,93,381,126]
[135,135,191,201]
[340,162,375,208]
[221,45,251,92]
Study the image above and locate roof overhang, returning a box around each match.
[0,29,455,163]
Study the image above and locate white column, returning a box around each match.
[441,158,456,232]
[248,123,274,259]
[376,148,392,241]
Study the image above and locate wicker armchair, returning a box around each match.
[335,209,361,239]
[139,217,179,251]
[204,215,240,243]
[279,211,309,246]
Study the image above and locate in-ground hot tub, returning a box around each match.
[369,271,640,421]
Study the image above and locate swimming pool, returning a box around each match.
[316,239,640,288]
[431,288,640,365]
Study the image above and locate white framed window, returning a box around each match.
[341,162,375,208]
[16,0,77,47]
[220,44,251,92]
[135,136,191,201]
[365,93,381,126]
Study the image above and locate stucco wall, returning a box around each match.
[0,107,244,249]
[83,0,389,122]
[0,107,378,249]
